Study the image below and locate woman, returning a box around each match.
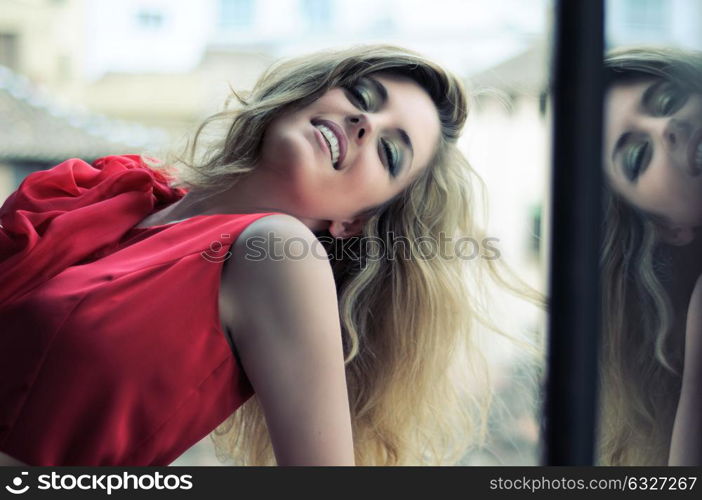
[600,46,702,465]
[0,45,520,466]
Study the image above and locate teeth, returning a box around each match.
[315,124,340,167]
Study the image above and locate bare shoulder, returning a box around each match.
[689,273,702,315]
[237,213,317,240]
[223,213,336,334]
[231,213,330,274]
[685,273,702,329]
[223,216,353,465]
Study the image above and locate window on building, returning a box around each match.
[621,0,669,38]
[219,0,255,29]
[0,33,19,71]
[301,0,333,31]
[136,9,165,29]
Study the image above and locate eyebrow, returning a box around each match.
[367,76,416,176]
[366,76,388,103]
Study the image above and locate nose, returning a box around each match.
[662,118,691,151]
[660,118,698,175]
[346,114,374,143]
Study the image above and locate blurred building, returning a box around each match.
[458,42,549,464]
[0,0,548,149]
[466,42,550,286]
[0,0,87,104]
[607,0,702,49]
[0,65,169,202]
[0,0,170,201]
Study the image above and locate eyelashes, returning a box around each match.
[623,140,651,182]
[381,138,400,176]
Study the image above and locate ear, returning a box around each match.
[328,217,366,239]
[656,224,695,246]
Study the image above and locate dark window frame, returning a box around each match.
[544,0,604,465]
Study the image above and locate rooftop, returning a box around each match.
[0,66,170,164]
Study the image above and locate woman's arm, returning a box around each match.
[224,214,355,466]
[668,274,702,466]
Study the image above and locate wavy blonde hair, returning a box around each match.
[148,44,538,465]
[599,46,702,465]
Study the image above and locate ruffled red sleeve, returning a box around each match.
[0,155,185,308]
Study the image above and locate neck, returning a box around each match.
[164,169,329,232]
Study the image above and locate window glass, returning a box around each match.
[599,0,702,465]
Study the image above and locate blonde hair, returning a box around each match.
[148,44,537,465]
[599,46,702,465]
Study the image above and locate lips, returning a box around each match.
[312,118,347,169]
[687,127,702,176]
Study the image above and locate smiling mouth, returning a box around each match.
[311,118,347,169]
[314,123,340,167]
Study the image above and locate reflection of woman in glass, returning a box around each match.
[0,45,522,465]
[601,47,702,465]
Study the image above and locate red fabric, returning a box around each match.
[0,155,281,465]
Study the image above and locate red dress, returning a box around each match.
[0,155,281,465]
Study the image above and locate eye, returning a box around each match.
[345,81,374,111]
[380,138,400,176]
[651,81,689,116]
[623,140,651,182]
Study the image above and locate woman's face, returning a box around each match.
[258,73,441,228]
[604,78,702,230]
